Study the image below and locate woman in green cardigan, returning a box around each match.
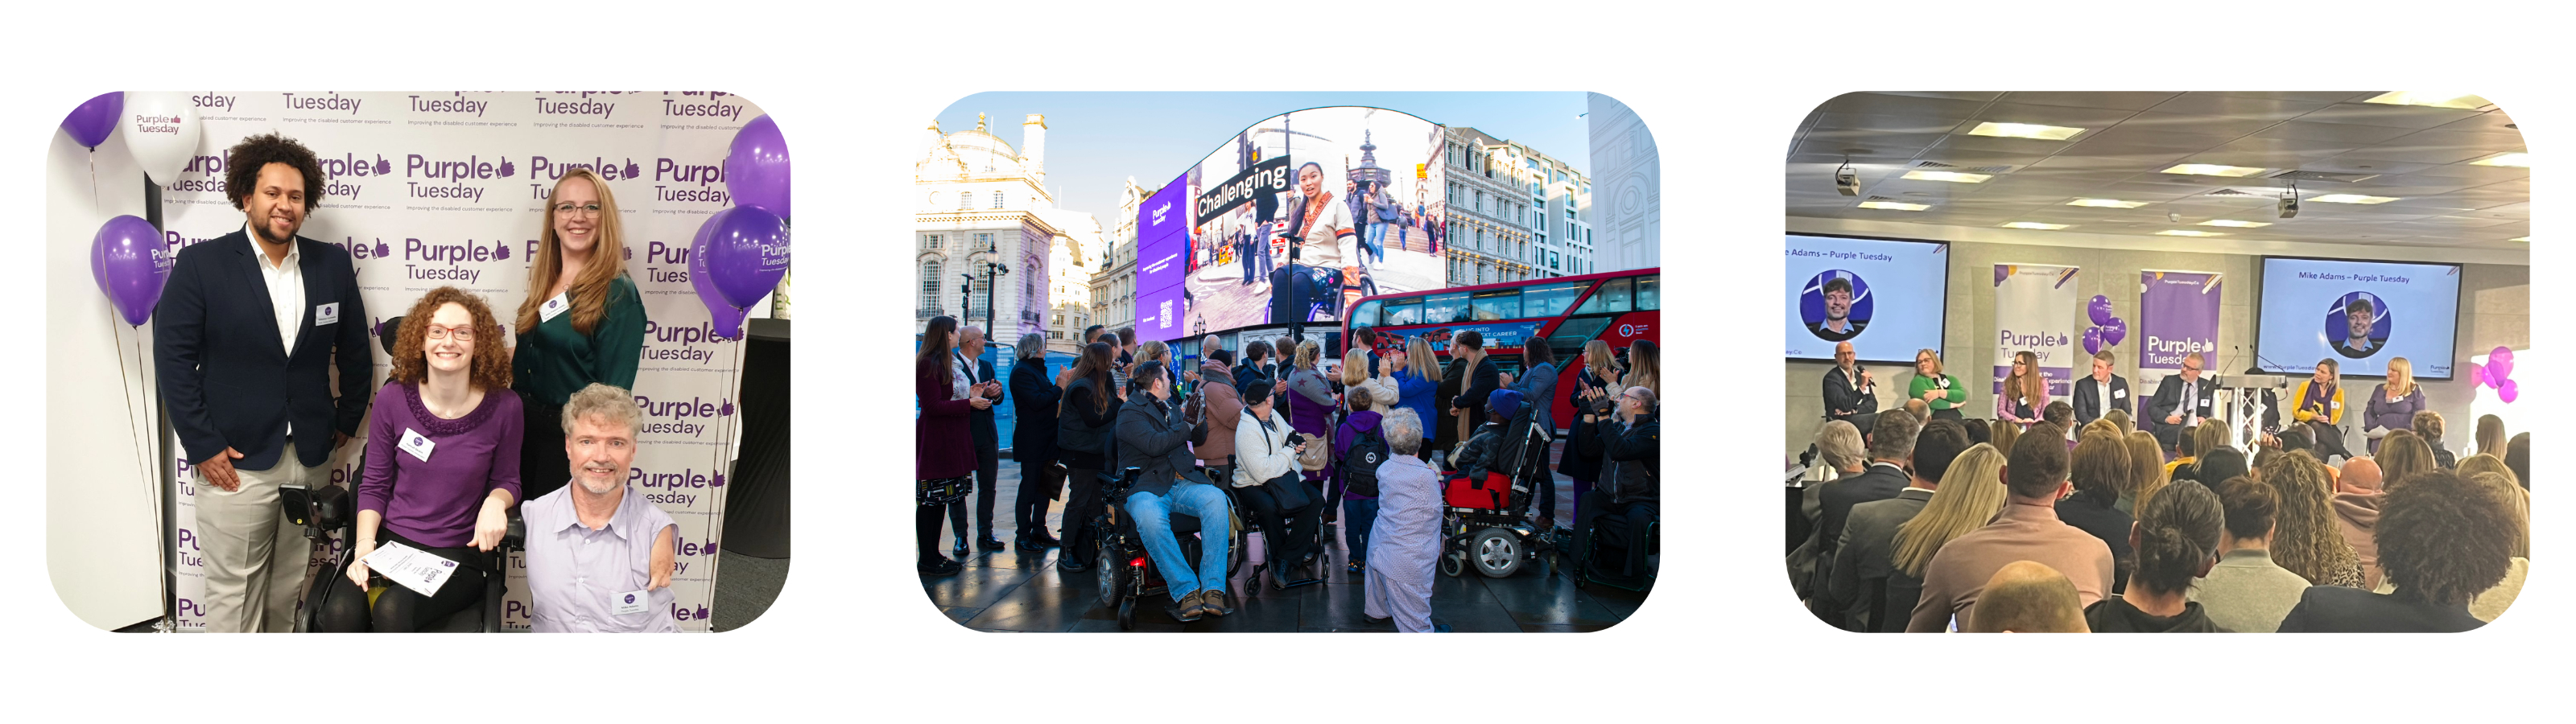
[511,167,647,502]
[1908,348,1967,422]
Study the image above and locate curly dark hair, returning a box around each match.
[386,286,512,390]
[2377,468,2518,607]
[224,133,327,212]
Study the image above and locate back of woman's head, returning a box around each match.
[2125,430,2170,511]
[2132,479,2223,594]
[2192,423,2232,461]
[1815,420,1866,472]
[2257,450,2353,586]
[1523,339,1555,369]
[1406,335,1441,380]
[2194,447,2250,488]
[2412,410,2447,447]
[1341,348,1369,385]
[2467,471,2530,559]
[2507,433,2531,490]
[2104,408,2133,435]
[1893,444,2009,578]
[2376,430,2436,487]
[2070,429,2132,500]
[1622,339,1660,393]
[2377,468,2516,606]
[1991,420,2021,459]
[2456,454,2516,489]
[1295,340,1322,370]
[2476,414,2508,457]
[2218,476,2277,542]
[1068,341,1117,412]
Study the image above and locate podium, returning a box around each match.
[2217,374,2291,452]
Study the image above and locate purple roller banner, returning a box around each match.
[2138,270,2222,372]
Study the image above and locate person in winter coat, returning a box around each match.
[1510,340,1561,526]
[1576,386,1660,579]
[1116,363,1232,622]
[1053,342,1122,573]
[1008,333,1071,552]
[1194,351,1246,484]
[1342,348,1398,415]
[1389,336,1440,461]
[1560,340,1620,524]
[1335,388,1389,573]
[1233,382,1320,589]
[1363,409,1443,631]
[916,316,988,576]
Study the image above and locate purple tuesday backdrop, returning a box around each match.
[1993,264,2079,399]
[2137,270,2223,392]
[1133,175,1189,339]
[156,91,765,631]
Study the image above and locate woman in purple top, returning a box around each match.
[1286,341,1340,517]
[321,287,523,632]
[1335,389,1385,572]
[2363,356,2427,454]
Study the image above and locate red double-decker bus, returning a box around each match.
[1341,267,1660,433]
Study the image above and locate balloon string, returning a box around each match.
[109,308,163,604]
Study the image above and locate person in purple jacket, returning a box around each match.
[320,287,522,632]
[2363,357,2428,455]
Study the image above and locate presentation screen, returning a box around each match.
[2256,257,2460,379]
[1133,174,1191,340]
[1785,234,1948,363]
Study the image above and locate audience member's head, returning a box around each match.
[1913,420,1971,486]
[1963,419,1992,446]
[2177,425,2200,458]
[1870,409,1922,463]
[2192,423,2232,462]
[2125,430,2170,511]
[2475,414,2508,458]
[2069,429,2132,501]
[1903,398,1930,422]
[1991,419,2022,461]
[1965,561,2090,633]
[2376,469,2518,607]
[1384,408,1423,456]
[2082,418,2122,442]
[2218,476,2279,548]
[2467,471,2530,560]
[2004,422,2071,500]
[2104,408,2133,435]
[2339,457,2384,493]
[1243,339,1272,364]
[2376,430,2436,488]
[1893,443,2009,579]
[2456,454,2517,489]
[2258,450,2354,586]
[2505,433,2530,491]
[2412,410,2448,453]
[2130,479,2223,597]
[2042,401,2074,430]
[2193,447,2250,489]
[1816,420,1866,474]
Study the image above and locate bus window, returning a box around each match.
[1424,292,1470,323]
[1575,278,1633,314]
[1550,316,1612,352]
[1352,299,1383,327]
[1521,281,1588,317]
[1471,290,1521,321]
[1635,275,1659,311]
[1384,298,1424,326]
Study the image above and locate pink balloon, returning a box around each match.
[2469,362,2488,389]
[2497,379,2518,404]
[2487,346,2514,381]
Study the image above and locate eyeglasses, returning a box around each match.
[2182,364,2202,372]
[553,203,604,216]
[425,324,477,341]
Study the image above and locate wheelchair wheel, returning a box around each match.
[1439,551,1466,578]
[1471,528,1523,578]
[1096,547,1125,610]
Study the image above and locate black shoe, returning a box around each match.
[952,538,968,557]
[1059,555,1089,573]
[1031,530,1061,548]
[977,536,1007,551]
[1200,589,1236,617]
[1016,537,1047,553]
[1364,614,1392,624]
[1168,591,1206,623]
[1270,565,1294,590]
[918,557,963,576]
[1348,560,1366,574]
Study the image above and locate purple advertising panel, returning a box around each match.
[1135,174,1191,341]
[2138,270,2222,373]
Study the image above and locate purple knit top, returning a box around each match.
[358,381,524,548]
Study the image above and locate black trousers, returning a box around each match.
[1930,408,1965,422]
[916,499,948,565]
[315,533,490,632]
[948,444,1001,541]
[1014,463,1063,539]
[1063,467,1105,566]
[519,392,569,504]
[1576,491,1657,578]
[1236,475,1319,563]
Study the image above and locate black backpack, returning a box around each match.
[1342,425,1390,498]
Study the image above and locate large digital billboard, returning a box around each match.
[1147,106,1447,340]
[1134,174,1191,339]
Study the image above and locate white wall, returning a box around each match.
[45,129,167,630]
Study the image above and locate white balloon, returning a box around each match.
[119,92,203,185]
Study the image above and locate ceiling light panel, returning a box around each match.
[2160,163,2270,177]
[2000,222,2071,230]
[1967,121,2087,141]
[2156,230,2226,237]
[2311,194,2401,204]
[2066,199,2149,208]
[2362,92,2491,109]
[1901,170,1993,183]
[2200,220,2272,228]
[1857,201,1930,211]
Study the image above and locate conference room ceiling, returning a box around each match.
[1785,92,2529,250]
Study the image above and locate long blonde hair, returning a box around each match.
[2004,350,2044,402]
[1406,335,1441,383]
[2475,414,2508,457]
[517,167,632,335]
[1621,339,1660,396]
[1893,444,2010,578]
[2260,451,2361,586]
[2125,430,2169,511]
[1294,340,1321,372]
[1583,339,1617,382]
[2385,356,2417,397]
[1341,348,1370,386]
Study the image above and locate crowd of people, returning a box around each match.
[1797,347,2529,632]
[917,323,1662,631]
[155,133,678,633]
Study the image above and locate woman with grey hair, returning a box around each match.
[1009,332,1072,550]
[1363,409,1446,631]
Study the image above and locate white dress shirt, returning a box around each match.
[249,224,304,436]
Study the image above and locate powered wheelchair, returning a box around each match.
[1094,467,1245,630]
[1436,405,1558,578]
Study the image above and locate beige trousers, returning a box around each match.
[196,443,316,633]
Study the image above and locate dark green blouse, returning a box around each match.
[513,274,646,404]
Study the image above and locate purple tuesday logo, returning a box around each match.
[407,93,491,117]
[163,229,223,254]
[624,593,638,605]
[528,154,645,184]
[190,93,237,113]
[399,236,514,283]
[534,92,628,119]
[281,91,367,116]
[634,395,733,439]
[642,240,695,285]
[404,153,517,204]
[671,533,719,575]
[641,318,737,365]
[671,603,711,622]
[175,526,203,571]
[327,237,398,274]
[661,91,749,121]
[633,465,728,507]
[653,158,728,204]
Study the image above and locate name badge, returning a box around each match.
[398,428,436,463]
[538,292,571,323]
[315,302,340,326]
[1936,377,1951,389]
[613,590,651,615]
[2114,389,2127,399]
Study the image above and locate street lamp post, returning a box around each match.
[977,239,1010,334]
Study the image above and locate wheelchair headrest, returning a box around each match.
[377,315,405,356]
[311,484,352,530]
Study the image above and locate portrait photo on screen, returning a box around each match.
[1784,234,1946,362]
[2257,257,2461,378]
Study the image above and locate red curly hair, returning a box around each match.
[388,286,513,389]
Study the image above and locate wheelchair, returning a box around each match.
[1437,407,1558,578]
[1571,517,1657,592]
[1094,467,1247,631]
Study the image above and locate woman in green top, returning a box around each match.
[1908,348,1967,422]
[512,167,646,501]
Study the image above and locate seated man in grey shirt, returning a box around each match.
[524,383,679,632]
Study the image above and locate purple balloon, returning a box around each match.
[2087,294,2116,327]
[2083,327,2103,356]
[2101,317,2127,347]
[91,236,109,296]
[726,114,790,219]
[95,215,171,326]
[688,219,746,340]
[2487,346,2514,382]
[62,93,123,149]
[2497,379,2519,404]
[700,204,791,310]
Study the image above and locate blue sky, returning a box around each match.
[931,92,1591,226]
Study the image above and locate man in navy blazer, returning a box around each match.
[2071,350,2131,427]
[2145,352,2219,454]
[153,134,372,633]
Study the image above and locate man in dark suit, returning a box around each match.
[1829,418,1967,631]
[153,133,371,633]
[2147,352,2219,453]
[951,325,1007,553]
[1823,341,1878,430]
[2072,350,2132,427]
[1813,411,1922,628]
